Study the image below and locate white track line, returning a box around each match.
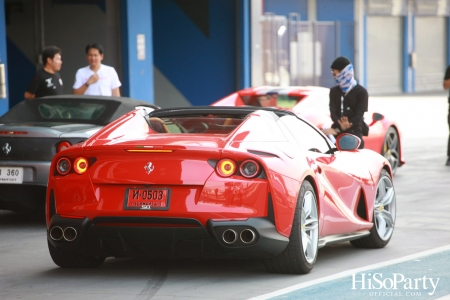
[248,244,450,300]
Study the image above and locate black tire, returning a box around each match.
[381,127,400,174]
[47,240,105,268]
[351,169,396,248]
[264,181,319,274]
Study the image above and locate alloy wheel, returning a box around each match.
[374,174,396,241]
[301,191,319,264]
[382,127,400,173]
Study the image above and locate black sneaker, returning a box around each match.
[446,158,450,166]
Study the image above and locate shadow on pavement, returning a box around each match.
[0,210,46,227]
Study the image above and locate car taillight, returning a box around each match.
[74,157,89,175]
[216,158,236,177]
[56,158,71,175]
[57,141,72,152]
[239,160,260,178]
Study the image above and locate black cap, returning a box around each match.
[330,56,351,71]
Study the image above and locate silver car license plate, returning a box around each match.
[0,167,24,184]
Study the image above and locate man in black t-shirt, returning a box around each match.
[24,46,63,99]
[322,56,368,149]
[443,66,450,166]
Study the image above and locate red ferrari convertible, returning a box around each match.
[46,106,396,274]
[212,86,404,173]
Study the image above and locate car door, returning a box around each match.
[279,115,363,235]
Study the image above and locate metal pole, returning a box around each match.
[313,21,317,86]
[0,63,6,98]
[40,0,45,51]
[336,21,340,57]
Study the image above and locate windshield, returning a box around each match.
[241,95,299,109]
[146,114,247,134]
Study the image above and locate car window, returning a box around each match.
[146,110,288,141]
[0,98,124,125]
[38,102,106,120]
[275,95,299,109]
[279,115,332,153]
[146,115,247,134]
[241,95,300,109]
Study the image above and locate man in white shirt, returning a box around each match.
[73,43,121,96]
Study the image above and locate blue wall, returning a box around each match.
[6,38,35,109]
[152,0,237,106]
[317,0,355,68]
[317,0,354,21]
[0,0,9,115]
[402,16,412,92]
[121,0,154,103]
[237,0,251,89]
[263,0,308,20]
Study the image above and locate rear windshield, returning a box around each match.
[38,102,106,120]
[0,98,121,125]
[146,115,246,134]
[241,95,299,109]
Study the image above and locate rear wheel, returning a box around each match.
[382,127,400,174]
[47,240,105,268]
[351,169,396,248]
[264,181,319,274]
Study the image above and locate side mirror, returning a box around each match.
[372,112,384,121]
[336,133,361,151]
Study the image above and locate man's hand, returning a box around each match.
[443,78,450,90]
[321,127,338,136]
[338,116,352,130]
[24,91,35,99]
[73,73,99,94]
[87,73,99,85]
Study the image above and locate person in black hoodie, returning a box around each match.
[322,56,368,149]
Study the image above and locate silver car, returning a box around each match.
[0,95,158,212]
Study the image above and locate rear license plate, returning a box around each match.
[0,167,23,184]
[124,188,170,210]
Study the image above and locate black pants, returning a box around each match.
[359,137,365,149]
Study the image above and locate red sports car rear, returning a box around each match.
[46,107,396,274]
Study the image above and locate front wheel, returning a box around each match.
[48,240,106,268]
[382,127,400,174]
[351,169,396,248]
[264,181,319,274]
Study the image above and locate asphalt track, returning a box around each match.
[250,246,450,299]
[1,93,449,300]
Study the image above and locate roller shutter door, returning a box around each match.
[366,16,402,94]
[415,17,446,92]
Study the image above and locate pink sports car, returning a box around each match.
[212,86,405,173]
